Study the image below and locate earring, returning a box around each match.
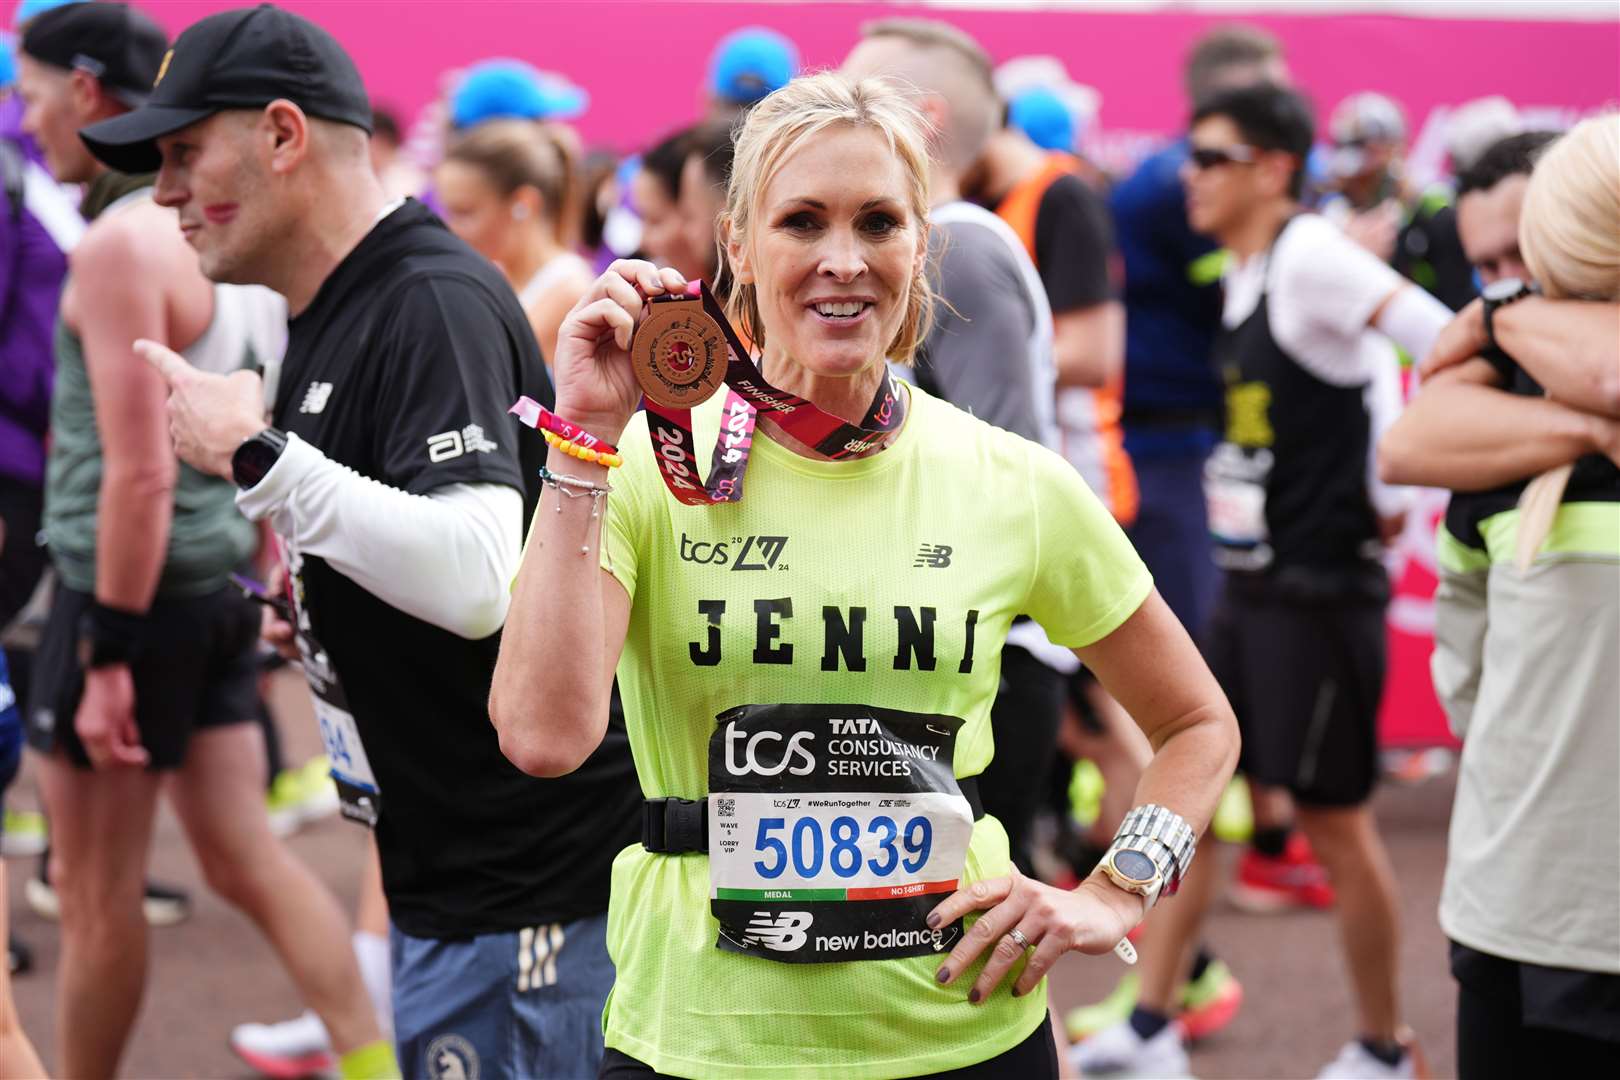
[511,204,530,220]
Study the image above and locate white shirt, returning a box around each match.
[1223,213,1407,387]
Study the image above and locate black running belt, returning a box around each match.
[641,776,986,855]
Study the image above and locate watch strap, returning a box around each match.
[1117,803,1198,888]
[232,426,289,490]
[1482,279,1534,353]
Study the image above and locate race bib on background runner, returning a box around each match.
[708,703,974,963]
[1205,442,1275,570]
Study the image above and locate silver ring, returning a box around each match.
[1007,928,1031,951]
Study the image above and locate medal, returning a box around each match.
[630,296,728,409]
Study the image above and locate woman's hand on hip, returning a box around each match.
[927,869,1143,1003]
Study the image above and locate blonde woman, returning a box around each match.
[491,73,1238,1079]
[437,119,594,366]
[1382,114,1620,1077]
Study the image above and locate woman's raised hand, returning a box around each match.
[550,259,688,441]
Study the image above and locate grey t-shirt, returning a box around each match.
[912,203,1055,447]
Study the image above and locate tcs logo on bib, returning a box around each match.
[724,724,815,777]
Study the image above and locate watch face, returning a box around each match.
[1483,277,1525,302]
[1113,848,1158,884]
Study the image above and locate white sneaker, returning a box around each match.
[1317,1040,1415,1079]
[1070,1018,1193,1079]
[228,1010,337,1079]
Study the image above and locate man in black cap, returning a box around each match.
[96,6,640,1077]
[14,5,392,1079]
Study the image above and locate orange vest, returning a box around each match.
[995,154,1138,527]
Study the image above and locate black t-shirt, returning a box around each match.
[274,200,640,938]
[1032,173,1114,313]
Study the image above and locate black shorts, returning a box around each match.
[979,644,1066,878]
[599,1012,1057,1079]
[1451,940,1620,1078]
[26,582,261,770]
[1204,577,1386,807]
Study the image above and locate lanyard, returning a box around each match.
[636,283,906,507]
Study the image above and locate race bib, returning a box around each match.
[283,541,382,827]
[708,703,975,964]
[1205,443,1274,568]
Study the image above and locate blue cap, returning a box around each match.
[1008,87,1075,153]
[450,58,587,130]
[707,27,797,106]
[0,33,13,88]
[13,0,73,29]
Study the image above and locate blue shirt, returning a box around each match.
[1109,139,1224,456]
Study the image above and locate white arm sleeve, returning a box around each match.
[1372,283,1452,367]
[236,434,522,639]
[1364,348,1414,519]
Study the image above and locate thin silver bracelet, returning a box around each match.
[538,466,612,555]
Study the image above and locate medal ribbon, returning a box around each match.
[642,283,906,506]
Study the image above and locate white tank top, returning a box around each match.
[518,252,592,310]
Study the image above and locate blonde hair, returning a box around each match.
[1519,113,1620,302]
[1511,113,1619,571]
[720,72,936,366]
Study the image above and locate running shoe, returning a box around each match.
[1177,959,1243,1042]
[1069,1018,1192,1079]
[1064,971,1139,1043]
[229,1010,337,1079]
[26,861,194,926]
[267,755,340,839]
[1230,832,1335,912]
[0,808,48,858]
[1316,1039,1421,1079]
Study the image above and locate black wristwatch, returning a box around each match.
[231,426,289,490]
[1481,277,1536,353]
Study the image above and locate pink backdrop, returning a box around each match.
[124,2,1619,155]
[102,3,1620,747]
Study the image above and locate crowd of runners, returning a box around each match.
[0,2,1615,1078]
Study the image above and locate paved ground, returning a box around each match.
[7,668,1460,1079]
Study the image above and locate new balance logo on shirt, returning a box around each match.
[914,544,953,568]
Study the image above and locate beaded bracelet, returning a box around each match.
[542,428,623,469]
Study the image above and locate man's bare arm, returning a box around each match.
[75,227,179,614]
[1378,358,1618,490]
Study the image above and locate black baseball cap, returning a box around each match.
[80,3,372,175]
[19,2,168,107]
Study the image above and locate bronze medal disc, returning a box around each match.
[630,299,729,409]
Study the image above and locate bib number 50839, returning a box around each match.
[753,815,932,880]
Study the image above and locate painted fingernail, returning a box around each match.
[925,913,940,928]
[967,988,981,1004]
[1011,986,1024,998]
[935,967,950,984]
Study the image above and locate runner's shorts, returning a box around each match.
[393,912,614,1080]
[26,582,259,770]
[1203,578,1387,807]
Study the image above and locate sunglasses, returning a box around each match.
[1187,145,1261,170]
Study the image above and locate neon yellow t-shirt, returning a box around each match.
[599,385,1152,1079]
